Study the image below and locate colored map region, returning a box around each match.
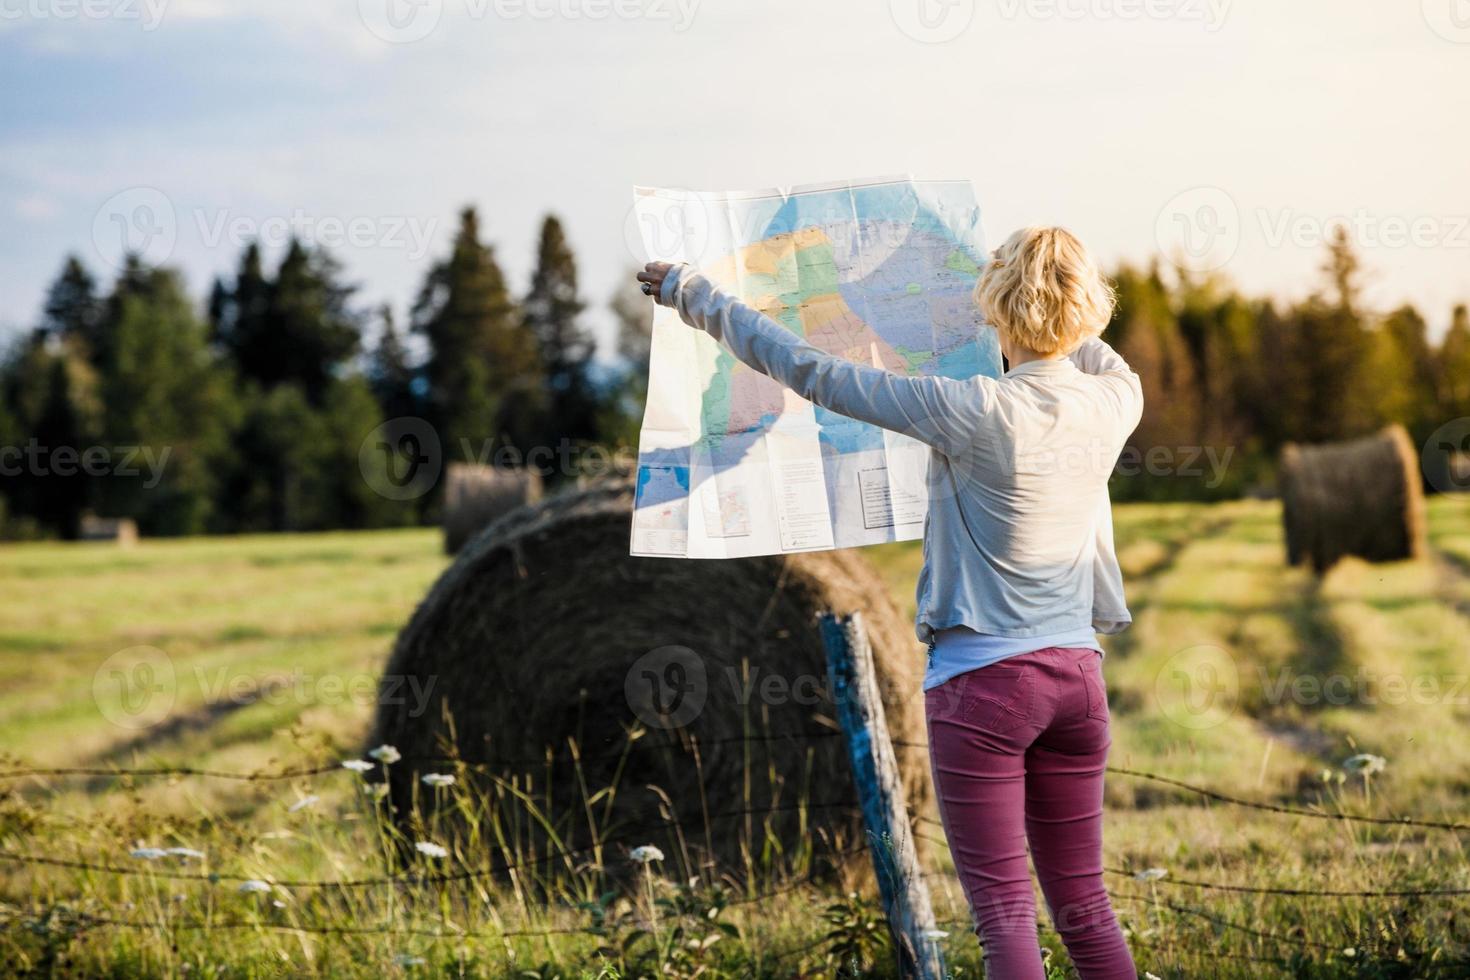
[631,177,1000,559]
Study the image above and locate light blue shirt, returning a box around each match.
[922,625,1104,691]
[660,265,1143,646]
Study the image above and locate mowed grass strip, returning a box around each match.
[0,528,446,769]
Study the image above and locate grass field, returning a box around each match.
[3,497,1470,977]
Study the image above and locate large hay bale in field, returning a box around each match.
[370,479,928,874]
[441,463,543,554]
[1280,424,1425,573]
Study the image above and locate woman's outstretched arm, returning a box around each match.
[639,262,993,456]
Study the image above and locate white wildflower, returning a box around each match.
[363,783,390,798]
[415,841,448,859]
[165,847,205,860]
[130,848,167,860]
[922,929,950,940]
[1343,754,1386,776]
[1133,868,1168,882]
[394,954,427,968]
[342,759,373,773]
[288,795,320,813]
[368,745,401,764]
[272,899,286,909]
[420,773,455,788]
[1145,973,1163,980]
[629,845,664,864]
[238,879,272,894]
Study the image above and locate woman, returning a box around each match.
[638,225,1141,979]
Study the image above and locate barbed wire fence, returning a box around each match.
[2,737,1468,972]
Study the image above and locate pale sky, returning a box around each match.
[2,0,1467,355]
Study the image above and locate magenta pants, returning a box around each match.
[926,647,1136,979]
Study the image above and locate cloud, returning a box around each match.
[14,194,59,220]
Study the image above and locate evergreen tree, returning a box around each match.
[1108,264,1204,499]
[598,273,655,447]
[320,375,420,528]
[525,214,598,450]
[41,256,104,355]
[211,240,359,401]
[221,383,327,532]
[209,242,271,370]
[367,304,419,421]
[268,239,360,399]
[0,333,102,537]
[1174,271,1256,448]
[413,207,542,463]
[94,262,233,535]
[613,272,653,379]
[1370,305,1438,442]
[1285,230,1377,443]
[1251,301,1304,449]
[1439,304,1470,421]
[0,361,15,537]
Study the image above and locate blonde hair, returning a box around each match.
[974,226,1115,357]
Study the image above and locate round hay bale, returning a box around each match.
[370,479,928,875]
[441,463,543,554]
[1279,424,1426,573]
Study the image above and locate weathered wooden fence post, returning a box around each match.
[821,612,946,980]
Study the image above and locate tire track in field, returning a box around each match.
[1432,548,1470,623]
[1251,539,1470,771]
[1106,511,1238,662]
[79,675,298,780]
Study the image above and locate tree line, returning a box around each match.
[1107,230,1468,500]
[0,208,649,539]
[0,218,1463,539]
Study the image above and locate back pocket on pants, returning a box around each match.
[960,669,1034,733]
[1079,656,1108,720]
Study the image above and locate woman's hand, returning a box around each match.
[637,262,674,304]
